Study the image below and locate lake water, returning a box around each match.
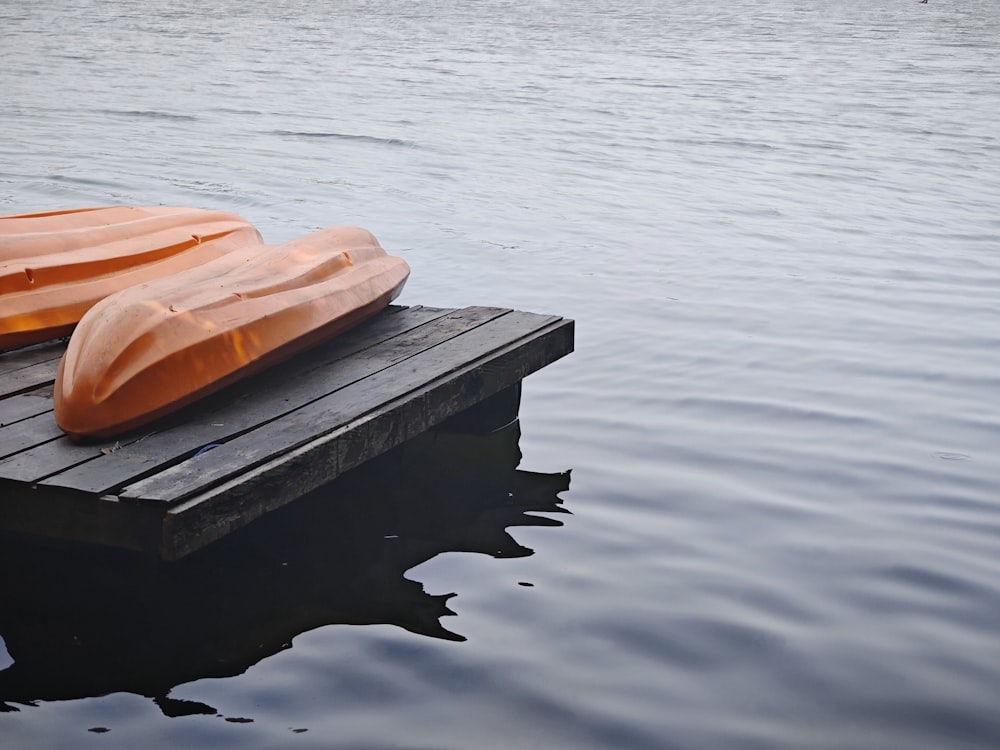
[3,0,1000,747]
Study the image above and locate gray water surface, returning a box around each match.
[2,1,1000,748]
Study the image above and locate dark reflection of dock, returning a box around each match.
[0,422,570,716]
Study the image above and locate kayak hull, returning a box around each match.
[54,226,410,441]
[0,206,260,350]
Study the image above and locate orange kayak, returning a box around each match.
[0,206,260,350]
[54,226,410,441]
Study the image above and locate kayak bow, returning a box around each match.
[54,225,410,441]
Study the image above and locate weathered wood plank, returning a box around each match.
[128,311,569,505]
[0,356,62,399]
[39,306,508,495]
[0,411,64,460]
[157,315,573,558]
[0,439,107,483]
[0,480,163,552]
[0,393,53,426]
[0,339,65,376]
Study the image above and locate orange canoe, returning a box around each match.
[54,226,410,441]
[0,206,260,350]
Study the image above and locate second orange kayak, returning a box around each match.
[54,226,410,441]
[0,205,260,350]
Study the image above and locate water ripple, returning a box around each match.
[2,0,1000,747]
[271,130,417,147]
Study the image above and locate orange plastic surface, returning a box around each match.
[54,226,410,441]
[0,206,260,350]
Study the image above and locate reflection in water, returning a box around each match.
[0,422,570,716]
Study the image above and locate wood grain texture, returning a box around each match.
[0,394,53,427]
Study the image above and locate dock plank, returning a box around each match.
[0,355,61,399]
[0,481,164,552]
[0,339,64,376]
[0,411,64,461]
[0,439,106,483]
[0,394,53,426]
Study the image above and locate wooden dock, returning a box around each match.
[0,305,573,559]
